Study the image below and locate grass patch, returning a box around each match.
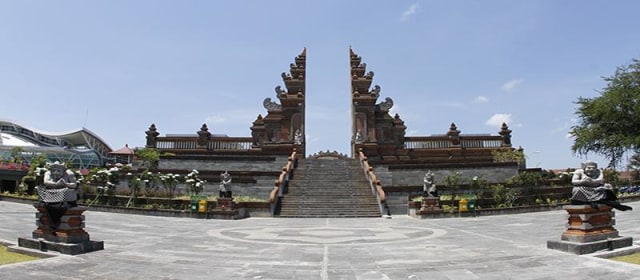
[0,244,41,265]
[610,252,640,265]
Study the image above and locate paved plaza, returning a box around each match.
[1,200,640,279]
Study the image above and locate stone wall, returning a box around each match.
[374,164,519,215]
[373,165,519,187]
[159,155,289,172]
[154,155,290,198]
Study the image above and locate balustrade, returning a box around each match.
[155,137,253,150]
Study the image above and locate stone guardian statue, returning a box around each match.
[570,161,631,211]
[36,162,78,230]
[219,171,232,198]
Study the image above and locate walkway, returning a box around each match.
[1,200,640,279]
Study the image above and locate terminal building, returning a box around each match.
[0,119,113,192]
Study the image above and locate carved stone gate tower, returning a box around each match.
[250,48,307,156]
[350,48,407,158]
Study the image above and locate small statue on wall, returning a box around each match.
[294,129,303,145]
[354,130,363,144]
[423,171,438,197]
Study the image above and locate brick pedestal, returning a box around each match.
[417,197,442,215]
[18,203,104,255]
[211,197,240,219]
[547,204,632,255]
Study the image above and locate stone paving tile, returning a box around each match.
[2,200,640,279]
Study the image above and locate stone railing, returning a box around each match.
[269,149,298,215]
[358,148,390,217]
[154,136,253,150]
[404,135,507,149]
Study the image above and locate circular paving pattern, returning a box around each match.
[207,226,446,246]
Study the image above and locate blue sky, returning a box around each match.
[1,1,639,170]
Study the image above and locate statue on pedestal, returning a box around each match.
[37,162,78,231]
[420,171,441,214]
[423,171,438,197]
[19,161,104,254]
[219,171,232,198]
[570,161,632,211]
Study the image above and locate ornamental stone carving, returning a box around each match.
[263,98,282,112]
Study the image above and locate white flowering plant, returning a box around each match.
[139,170,160,197]
[184,169,206,195]
[159,173,181,198]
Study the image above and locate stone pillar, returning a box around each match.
[547,204,632,254]
[18,203,104,255]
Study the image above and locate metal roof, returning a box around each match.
[0,119,113,163]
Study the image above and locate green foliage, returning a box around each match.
[232,195,267,202]
[0,244,41,265]
[19,154,48,194]
[557,169,575,185]
[443,172,463,207]
[603,168,621,187]
[570,58,640,168]
[611,252,640,265]
[506,171,544,205]
[535,197,559,206]
[140,170,161,197]
[135,148,161,169]
[469,175,490,199]
[506,172,543,188]
[490,184,520,208]
[443,172,463,188]
[159,173,181,198]
[9,147,24,164]
[492,149,525,164]
[628,153,640,180]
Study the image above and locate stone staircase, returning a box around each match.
[277,158,382,218]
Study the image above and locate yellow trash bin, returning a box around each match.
[198,199,208,213]
[459,198,468,212]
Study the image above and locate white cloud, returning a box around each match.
[474,96,488,103]
[501,79,523,92]
[441,101,464,108]
[407,129,419,136]
[205,115,226,124]
[401,3,419,21]
[485,113,512,128]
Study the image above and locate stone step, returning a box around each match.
[278,214,382,218]
[285,191,376,196]
[282,197,377,201]
[279,208,381,213]
[278,158,381,218]
[279,208,380,211]
[281,203,378,206]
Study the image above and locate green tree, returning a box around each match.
[627,153,640,180]
[570,59,640,168]
[9,147,24,164]
[135,148,160,169]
